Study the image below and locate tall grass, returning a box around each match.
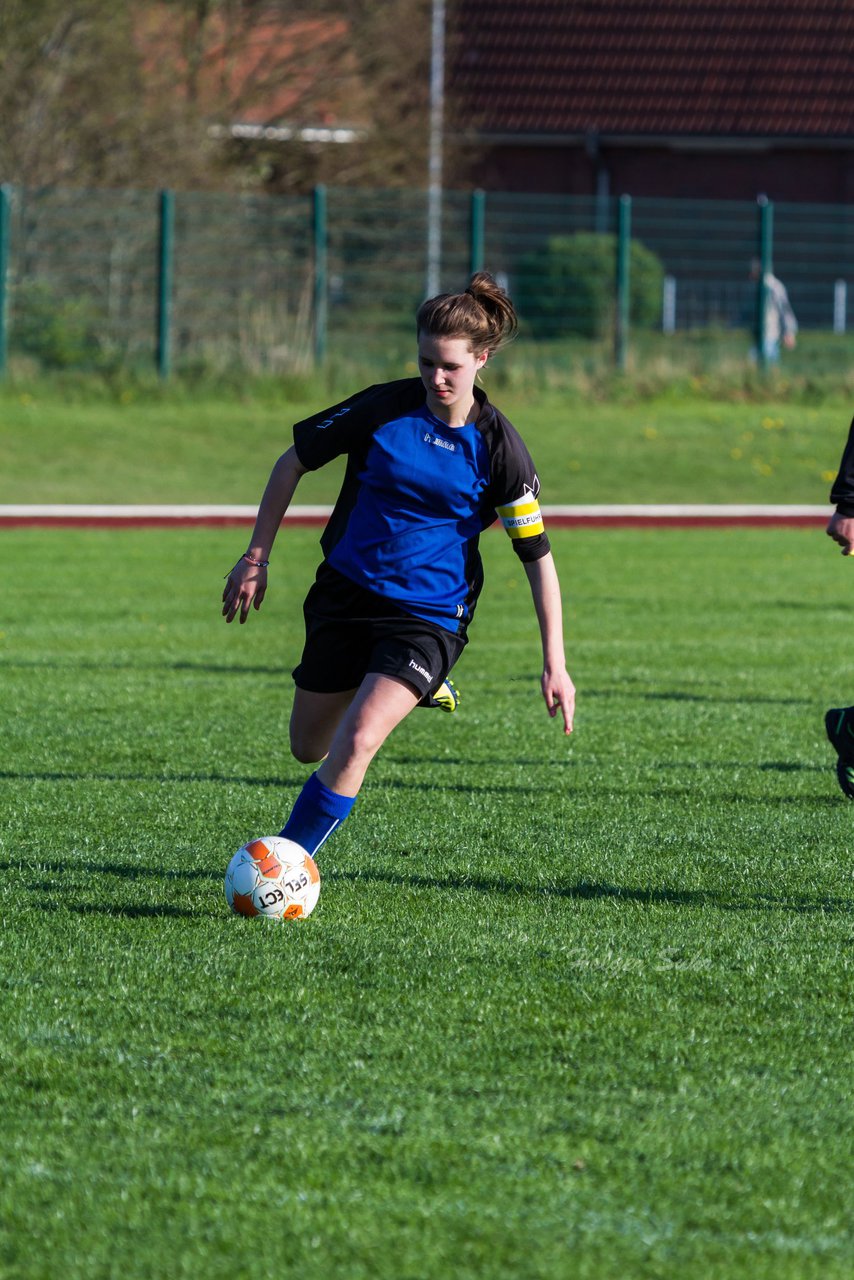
[3,329,854,408]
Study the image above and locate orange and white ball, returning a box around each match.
[224,836,320,920]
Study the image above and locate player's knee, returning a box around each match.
[289,727,328,765]
[341,722,387,767]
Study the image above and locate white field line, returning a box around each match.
[0,504,834,521]
[0,504,305,518]
[542,504,832,518]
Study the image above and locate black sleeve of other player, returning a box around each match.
[830,417,854,517]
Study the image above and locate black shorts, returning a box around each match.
[293,562,465,700]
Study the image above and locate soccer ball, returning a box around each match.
[224,836,321,920]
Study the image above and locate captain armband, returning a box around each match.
[497,494,545,541]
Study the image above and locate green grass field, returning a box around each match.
[0,382,849,506]
[1,523,852,1278]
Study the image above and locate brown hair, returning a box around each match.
[416,271,518,356]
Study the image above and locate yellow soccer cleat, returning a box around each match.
[432,678,461,713]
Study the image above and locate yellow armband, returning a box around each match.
[497,495,545,540]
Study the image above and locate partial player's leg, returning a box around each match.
[283,586,461,855]
[289,686,359,765]
[318,673,421,796]
[280,674,420,856]
[825,705,854,799]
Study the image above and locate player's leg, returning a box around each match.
[825,705,854,799]
[289,674,423,782]
[288,564,375,766]
[289,686,359,764]
[282,593,462,857]
[281,674,419,855]
[317,673,421,796]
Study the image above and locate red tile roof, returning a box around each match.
[136,5,356,126]
[452,0,854,137]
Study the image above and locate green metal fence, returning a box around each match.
[0,182,852,377]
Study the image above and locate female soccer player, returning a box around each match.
[222,272,576,857]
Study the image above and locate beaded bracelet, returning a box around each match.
[242,552,270,568]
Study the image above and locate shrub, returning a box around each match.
[10,281,103,369]
[515,233,665,340]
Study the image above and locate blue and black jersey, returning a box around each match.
[293,378,550,639]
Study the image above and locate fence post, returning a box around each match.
[756,194,774,369]
[662,274,676,334]
[0,185,11,378]
[313,184,328,365]
[615,194,631,370]
[469,189,485,275]
[834,279,847,334]
[156,189,175,379]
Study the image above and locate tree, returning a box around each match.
[0,0,465,193]
[0,0,215,188]
[333,0,470,191]
[138,0,367,191]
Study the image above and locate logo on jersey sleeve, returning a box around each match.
[316,406,351,430]
[497,482,545,540]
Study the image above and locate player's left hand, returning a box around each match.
[542,667,576,735]
[826,511,854,556]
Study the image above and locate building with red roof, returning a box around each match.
[450,0,854,202]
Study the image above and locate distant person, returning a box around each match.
[221,272,576,860]
[824,415,854,798]
[748,257,798,363]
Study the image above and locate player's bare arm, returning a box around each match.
[523,552,575,734]
[222,446,308,624]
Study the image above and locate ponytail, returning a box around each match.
[416,271,518,356]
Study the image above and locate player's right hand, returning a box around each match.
[222,561,267,624]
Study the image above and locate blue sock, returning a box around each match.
[280,771,356,858]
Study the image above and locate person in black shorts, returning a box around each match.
[222,272,576,857]
[825,415,854,798]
